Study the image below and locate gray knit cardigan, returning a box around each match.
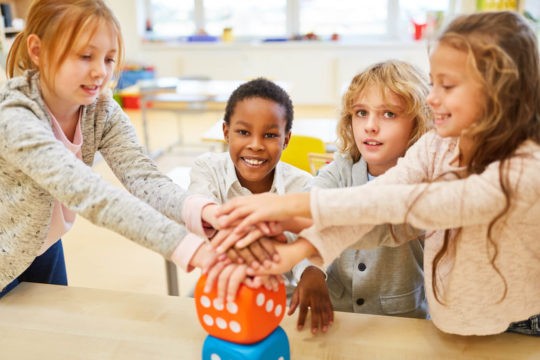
[0,71,189,289]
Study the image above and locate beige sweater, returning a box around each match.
[0,71,202,290]
[301,131,540,335]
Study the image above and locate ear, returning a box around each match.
[222,122,230,143]
[26,34,42,67]
[283,131,291,149]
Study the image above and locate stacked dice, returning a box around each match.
[194,274,290,359]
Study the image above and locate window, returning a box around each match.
[144,0,451,42]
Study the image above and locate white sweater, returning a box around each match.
[301,131,540,335]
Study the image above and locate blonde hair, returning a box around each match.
[337,60,432,162]
[6,0,124,88]
[428,11,540,304]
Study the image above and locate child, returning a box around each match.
[290,60,431,334]
[0,0,250,297]
[215,11,540,336]
[186,78,312,300]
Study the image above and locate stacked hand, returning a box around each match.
[198,193,333,333]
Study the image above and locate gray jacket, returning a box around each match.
[313,152,427,318]
[0,71,190,289]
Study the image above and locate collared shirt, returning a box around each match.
[187,151,313,296]
[188,152,311,202]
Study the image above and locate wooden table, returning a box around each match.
[202,117,338,152]
[0,283,537,359]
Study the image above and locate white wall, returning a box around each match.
[109,0,431,105]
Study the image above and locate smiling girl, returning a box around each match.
[0,0,231,297]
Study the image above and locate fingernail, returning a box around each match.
[216,246,224,253]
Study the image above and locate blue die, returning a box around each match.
[202,326,290,360]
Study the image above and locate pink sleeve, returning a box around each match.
[169,233,206,272]
[182,194,217,238]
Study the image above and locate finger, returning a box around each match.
[226,265,247,303]
[226,248,243,264]
[320,306,334,333]
[310,304,321,334]
[244,241,271,268]
[215,231,245,254]
[254,222,271,235]
[216,264,236,303]
[287,291,299,316]
[257,237,280,263]
[204,260,228,293]
[236,246,259,269]
[235,228,264,249]
[297,303,308,330]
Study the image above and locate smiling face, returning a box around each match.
[223,97,291,193]
[351,85,415,176]
[36,22,118,119]
[427,42,485,155]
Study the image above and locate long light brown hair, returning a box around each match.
[430,11,540,303]
[6,0,124,88]
[338,60,432,162]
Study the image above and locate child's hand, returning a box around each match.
[222,236,283,269]
[203,260,283,303]
[288,266,334,334]
[247,237,320,276]
[210,222,284,255]
[216,193,311,235]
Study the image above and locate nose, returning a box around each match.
[247,136,264,151]
[91,60,107,79]
[426,87,439,109]
[364,114,379,134]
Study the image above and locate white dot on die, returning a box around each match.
[213,298,224,311]
[274,304,283,317]
[226,302,238,314]
[229,321,241,333]
[203,314,214,326]
[265,299,274,312]
[216,317,227,329]
[200,296,211,308]
[278,357,284,360]
[211,354,221,360]
[256,293,265,306]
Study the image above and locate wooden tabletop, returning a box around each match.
[0,283,538,359]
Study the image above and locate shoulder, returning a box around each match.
[84,92,124,121]
[277,161,312,179]
[0,73,45,117]
[192,152,229,172]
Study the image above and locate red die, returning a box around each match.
[194,274,286,344]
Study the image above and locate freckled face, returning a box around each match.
[223,97,290,193]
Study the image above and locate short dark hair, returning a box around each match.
[223,77,294,132]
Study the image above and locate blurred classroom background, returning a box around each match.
[0,0,539,296]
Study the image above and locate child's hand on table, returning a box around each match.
[288,266,333,334]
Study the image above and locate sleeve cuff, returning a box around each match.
[182,194,217,238]
[292,258,327,282]
[169,233,206,272]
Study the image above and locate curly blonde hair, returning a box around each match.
[337,60,432,162]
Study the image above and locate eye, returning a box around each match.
[355,109,368,117]
[383,111,396,119]
[106,57,116,64]
[80,54,92,60]
[264,133,279,138]
[236,129,249,136]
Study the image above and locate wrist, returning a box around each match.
[290,193,311,218]
[302,265,327,281]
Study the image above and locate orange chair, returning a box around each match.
[280,135,326,173]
